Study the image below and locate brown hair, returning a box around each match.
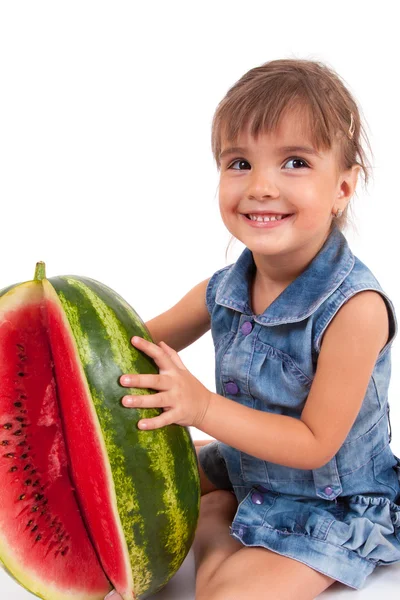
[211,58,373,233]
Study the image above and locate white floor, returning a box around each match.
[1,550,399,599]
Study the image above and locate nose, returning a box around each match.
[247,168,279,200]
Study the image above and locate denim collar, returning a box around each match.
[215,225,355,325]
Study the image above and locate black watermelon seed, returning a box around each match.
[31,506,38,512]
[16,417,24,423]
[61,546,69,556]
[30,470,37,475]
[5,453,15,458]
[14,402,22,407]
[35,535,42,542]
[32,480,40,487]
[13,430,22,436]
[32,525,38,532]
[34,493,44,500]
[3,423,12,430]
[9,466,17,472]
[23,464,32,470]
[18,441,27,446]
[21,454,28,459]
[1,440,10,446]
[17,372,25,377]
[16,344,25,351]
[27,520,33,527]
[25,479,32,485]
[19,494,26,500]
[21,423,28,427]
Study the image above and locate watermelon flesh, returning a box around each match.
[43,281,133,596]
[0,283,112,599]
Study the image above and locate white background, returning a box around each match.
[1,1,399,598]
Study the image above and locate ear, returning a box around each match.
[337,164,361,208]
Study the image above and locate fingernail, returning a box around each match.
[120,376,130,385]
[122,396,134,406]
[105,591,119,599]
[138,421,148,429]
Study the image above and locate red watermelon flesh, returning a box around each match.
[44,281,133,596]
[0,284,112,599]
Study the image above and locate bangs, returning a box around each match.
[213,79,345,167]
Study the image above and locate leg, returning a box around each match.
[193,490,242,594]
[194,439,220,495]
[194,493,336,600]
[197,546,336,600]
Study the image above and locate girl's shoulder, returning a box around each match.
[314,254,398,354]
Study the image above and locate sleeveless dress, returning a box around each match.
[198,225,400,589]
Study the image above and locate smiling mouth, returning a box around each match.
[245,213,292,222]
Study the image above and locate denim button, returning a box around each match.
[251,492,264,505]
[225,382,239,395]
[241,321,253,335]
[325,486,333,496]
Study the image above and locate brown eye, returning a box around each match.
[229,159,251,170]
[284,157,309,169]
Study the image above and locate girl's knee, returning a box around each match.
[199,490,238,520]
[195,441,220,496]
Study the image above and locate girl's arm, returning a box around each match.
[123,290,389,471]
[199,290,389,470]
[145,278,211,351]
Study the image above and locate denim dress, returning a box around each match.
[198,225,400,589]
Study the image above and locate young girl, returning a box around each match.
[107,59,400,599]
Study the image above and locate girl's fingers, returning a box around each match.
[120,373,167,390]
[122,392,168,408]
[137,411,175,430]
[131,336,172,370]
[159,341,186,370]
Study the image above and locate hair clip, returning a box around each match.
[348,112,355,140]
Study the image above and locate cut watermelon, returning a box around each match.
[0,265,200,600]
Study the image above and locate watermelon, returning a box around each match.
[0,263,200,600]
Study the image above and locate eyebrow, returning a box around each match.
[219,145,321,160]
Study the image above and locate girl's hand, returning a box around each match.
[120,337,211,430]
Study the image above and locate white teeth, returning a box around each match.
[248,214,285,222]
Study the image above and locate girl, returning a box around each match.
[106,59,400,599]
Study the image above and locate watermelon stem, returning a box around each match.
[34,262,46,281]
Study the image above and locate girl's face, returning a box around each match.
[218,111,355,265]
